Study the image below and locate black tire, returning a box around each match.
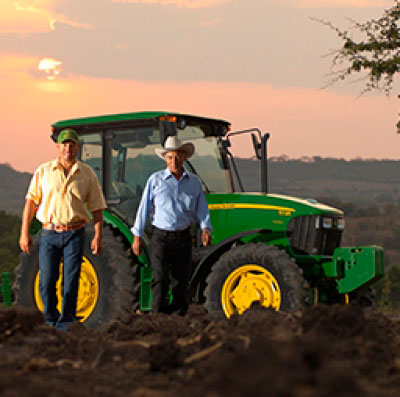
[13,224,139,329]
[204,243,306,319]
[348,286,376,309]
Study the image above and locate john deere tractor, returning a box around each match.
[13,111,384,327]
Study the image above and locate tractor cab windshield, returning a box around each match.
[79,120,232,225]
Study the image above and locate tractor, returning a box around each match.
[13,111,384,327]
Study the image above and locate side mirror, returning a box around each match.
[220,138,231,151]
[159,120,178,146]
[251,133,262,160]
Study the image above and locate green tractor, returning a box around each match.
[13,111,384,327]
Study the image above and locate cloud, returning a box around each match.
[199,17,221,27]
[0,0,335,87]
[112,0,394,9]
[0,0,393,87]
[0,54,69,91]
[1,52,398,173]
[0,0,54,33]
[109,0,230,8]
[0,0,91,33]
[283,0,392,8]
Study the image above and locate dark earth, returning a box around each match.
[1,304,400,397]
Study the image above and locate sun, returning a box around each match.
[38,57,62,80]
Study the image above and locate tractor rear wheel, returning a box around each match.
[204,243,306,319]
[13,224,138,329]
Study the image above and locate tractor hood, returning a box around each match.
[206,192,344,218]
[206,192,344,256]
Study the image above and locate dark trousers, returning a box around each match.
[150,227,192,315]
[39,228,85,330]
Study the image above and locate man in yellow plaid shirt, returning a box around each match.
[19,129,106,330]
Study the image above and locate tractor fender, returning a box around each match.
[103,209,151,266]
[189,229,272,300]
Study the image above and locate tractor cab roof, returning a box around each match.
[51,111,231,142]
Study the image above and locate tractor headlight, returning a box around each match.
[335,218,345,230]
[316,216,334,229]
[322,217,333,229]
[316,216,344,229]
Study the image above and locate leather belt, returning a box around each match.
[153,226,190,237]
[43,221,85,232]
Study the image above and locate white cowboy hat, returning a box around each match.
[155,136,195,159]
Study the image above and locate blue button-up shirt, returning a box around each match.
[131,168,212,237]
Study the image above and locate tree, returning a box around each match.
[319,1,399,130]
[322,1,399,93]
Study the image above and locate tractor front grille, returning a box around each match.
[287,215,342,256]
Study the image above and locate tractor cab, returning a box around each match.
[52,112,234,227]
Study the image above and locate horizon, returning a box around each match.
[4,152,400,175]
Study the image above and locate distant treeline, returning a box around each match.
[268,156,400,183]
[234,156,400,206]
[1,157,400,215]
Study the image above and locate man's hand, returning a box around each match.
[202,229,212,247]
[91,210,104,255]
[19,232,32,254]
[132,235,143,256]
[19,199,36,254]
[91,235,103,255]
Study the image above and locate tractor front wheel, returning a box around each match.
[204,243,306,319]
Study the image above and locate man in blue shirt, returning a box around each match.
[131,135,212,315]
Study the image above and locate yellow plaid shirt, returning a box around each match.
[26,159,106,225]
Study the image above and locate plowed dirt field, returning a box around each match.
[1,304,400,397]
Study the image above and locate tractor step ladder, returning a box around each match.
[0,272,12,306]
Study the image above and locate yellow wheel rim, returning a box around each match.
[34,256,99,322]
[221,264,281,318]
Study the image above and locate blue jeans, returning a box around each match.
[39,228,85,330]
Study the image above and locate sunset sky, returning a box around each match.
[1,0,399,173]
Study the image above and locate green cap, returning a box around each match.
[57,128,79,144]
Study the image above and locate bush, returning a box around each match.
[0,210,21,281]
[375,265,400,312]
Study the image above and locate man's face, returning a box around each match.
[165,150,186,174]
[57,140,80,163]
